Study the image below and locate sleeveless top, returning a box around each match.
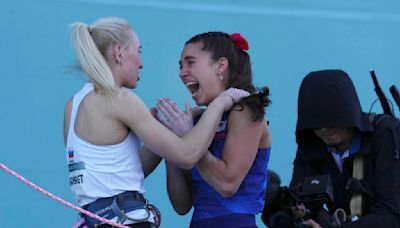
[191,112,271,220]
[65,83,145,206]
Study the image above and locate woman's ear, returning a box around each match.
[112,44,123,64]
[216,57,229,75]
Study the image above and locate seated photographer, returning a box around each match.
[290,70,400,227]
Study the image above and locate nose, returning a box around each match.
[180,67,189,79]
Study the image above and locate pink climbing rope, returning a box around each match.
[0,163,129,228]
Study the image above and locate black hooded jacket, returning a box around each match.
[290,70,400,227]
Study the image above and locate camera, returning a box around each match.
[262,175,334,228]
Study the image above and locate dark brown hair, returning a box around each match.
[186,31,271,121]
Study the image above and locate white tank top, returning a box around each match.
[66,83,145,206]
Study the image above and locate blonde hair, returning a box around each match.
[69,17,132,95]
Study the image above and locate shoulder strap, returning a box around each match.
[68,83,94,140]
[350,113,400,217]
[348,113,376,217]
[350,155,363,217]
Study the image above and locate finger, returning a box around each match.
[157,99,177,120]
[226,88,251,102]
[185,103,193,120]
[233,88,251,100]
[165,99,187,120]
[154,108,171,128]
[159,103,186,127]
[165,98,181,113]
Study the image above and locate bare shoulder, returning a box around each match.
[263,118,272,147]
[117,88,145,106]
[63,97,74,145]
[64,97,73,113]
[229,105,271,147]
[64,97,74,123]
[110,88,146,112]
[114,88,151,125]
[229,105,260,125]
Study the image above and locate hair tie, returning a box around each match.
[230,33,249,51]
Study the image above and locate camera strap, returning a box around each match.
[349,155,363,218]
[347,114,373,219]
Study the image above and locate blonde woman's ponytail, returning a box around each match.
[69,18,132,95]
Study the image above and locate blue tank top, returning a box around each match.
[191,112,271,220]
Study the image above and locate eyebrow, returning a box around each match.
[184,56,196,61]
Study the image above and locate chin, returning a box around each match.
[130,81,138,88]
[195,100,204,106]
[323,139,341,147]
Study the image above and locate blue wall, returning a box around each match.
[1,0,399,227]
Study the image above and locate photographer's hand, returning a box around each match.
[302,219,321,228]
[291,203,307,219]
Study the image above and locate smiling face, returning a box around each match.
[179,42,226,106]
[115,30,143,89]
[313,127,354,152]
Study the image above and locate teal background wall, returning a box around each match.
[1,0,399,227]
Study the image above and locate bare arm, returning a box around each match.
[166,162,193,215]
[140,147,162,178]
[196,107,271,197]
[63,98,73,146]
[116,88,249,169]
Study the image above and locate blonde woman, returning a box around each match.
[64,17,249,228]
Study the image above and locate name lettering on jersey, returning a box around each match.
[70,174,84,185]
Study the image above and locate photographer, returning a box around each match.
[290,70,400,227]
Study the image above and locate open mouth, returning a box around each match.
[186,82,200,95]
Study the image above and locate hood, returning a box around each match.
[296,69,373,144]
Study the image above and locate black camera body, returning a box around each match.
[297,175,334,209]
[262,175,334,228]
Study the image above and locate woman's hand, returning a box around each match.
[212,88,251,111]
[154,98,194,137]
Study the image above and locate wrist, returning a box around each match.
[212,95,233,111]
[208,100,225,113]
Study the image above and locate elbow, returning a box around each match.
[175,207,191,215]
[176,149,201,170]
[219,189,236,198]
[218,182,240,198]
[181,157,197,170]
[170,201,192,215]
[175,158,196,170]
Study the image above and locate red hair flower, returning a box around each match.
[230,33,249,51]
